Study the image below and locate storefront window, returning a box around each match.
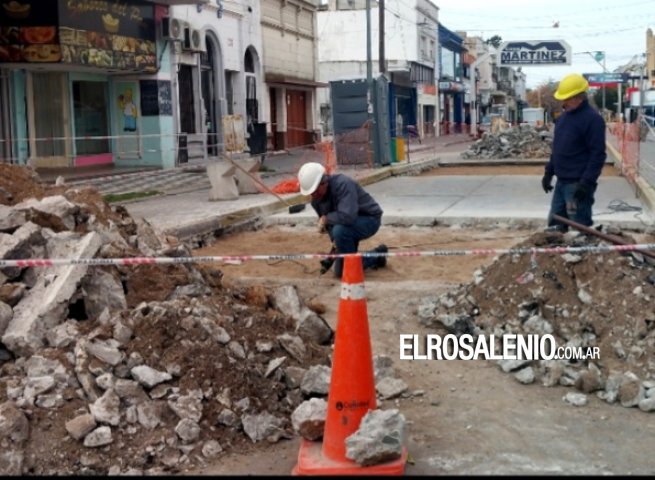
[72,81,109,155]
[32,73,68,158]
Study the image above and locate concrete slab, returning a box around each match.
[268,175,654,231]
[123,135,655,240]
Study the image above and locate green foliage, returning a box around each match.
[103,191,160,203]
[485,35,502,48]
[591,86,618,113]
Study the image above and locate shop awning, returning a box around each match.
[265,74,328,89]
[144,0,208,5]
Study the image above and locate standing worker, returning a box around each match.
[541,73,606,231]
[298,162,388,278]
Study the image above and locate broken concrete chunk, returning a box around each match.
[130,365,172,389]
[2,231,102,357]
[291,398,327,441]
[375,377,408,400]
[65,414,97,441]
[345,409,405,466]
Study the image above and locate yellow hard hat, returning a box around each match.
[554,73,589,100]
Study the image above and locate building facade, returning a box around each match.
[438,23,464,135]
[261,0,323,151]
[0,0,191,169]
[316,0,437,140]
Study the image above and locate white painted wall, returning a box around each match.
[317,1,418,65]
[168,2,264,153]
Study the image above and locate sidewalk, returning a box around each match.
[45,133,476,197]
[120,132,655,241]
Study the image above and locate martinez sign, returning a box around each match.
[499,40,571,66]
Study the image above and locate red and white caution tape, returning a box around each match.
[1,243,654,269]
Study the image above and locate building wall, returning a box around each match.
[170,1,264,155]
[261,0,320,148]
[317,1,418,65]
[261,0,316,79]
[648,28,655,88]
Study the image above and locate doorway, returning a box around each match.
[27,72,72,167]
[201,38,218,156]
[72,80,111,165]
[286,90,307,148]
[178,65,196,135]
[0,71,11,163]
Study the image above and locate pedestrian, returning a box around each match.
[541,73,606,231]
[297,162,387,278]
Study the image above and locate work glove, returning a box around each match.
[573,183,591,203]
[541,173,554,193]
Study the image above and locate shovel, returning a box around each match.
[223,155,306,214]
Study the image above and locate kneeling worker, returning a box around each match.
[298,162,387,278]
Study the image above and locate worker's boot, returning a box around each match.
[374,244,388,269]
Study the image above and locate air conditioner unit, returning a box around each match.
[161,17,186,42]
[190,29,205,52]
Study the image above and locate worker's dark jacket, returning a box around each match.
[545,99,606,187]
[310,174,383,226]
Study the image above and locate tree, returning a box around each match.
[591,86,618,114]
[484,35,502,48]
[526,81,560,122]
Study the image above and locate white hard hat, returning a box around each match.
[298,162,326,195]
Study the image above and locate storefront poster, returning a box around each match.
[58,0,156,72]
[115,81,141,159]
[140,79,172,116]
[0,1,60,63]
[0,1,156,70]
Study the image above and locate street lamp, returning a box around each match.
[593,51,607,113]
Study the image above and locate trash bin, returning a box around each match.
[390,138,397,163]
[247,122,267,155]
[396,137,405,161]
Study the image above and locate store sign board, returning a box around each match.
[583,72,627,85]
[58,0,156,71]
[499,40,571,66]
[59,1,155,39]
[438,81,465,93]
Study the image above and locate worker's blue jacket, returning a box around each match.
[545,99,606,186]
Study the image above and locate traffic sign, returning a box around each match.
[583,72,627,84]
[499,40,571,66]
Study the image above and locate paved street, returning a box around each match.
[117,136,655,240]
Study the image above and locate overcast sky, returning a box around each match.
[434,0,654,89]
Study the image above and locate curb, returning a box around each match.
[164,156,441,242]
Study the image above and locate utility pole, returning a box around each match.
[599,51,606,113]
[469,52,490,137]
[366,0,379,165]
[379,0,385,74]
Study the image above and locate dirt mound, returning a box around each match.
[420,229,655,401]
[0,163,332,475]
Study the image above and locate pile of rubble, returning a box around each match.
[461,125,552,159]
[0,163,415,474]
[418,230,655,411]
[0,163,345,474]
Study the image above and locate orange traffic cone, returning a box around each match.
[292,255,407,475]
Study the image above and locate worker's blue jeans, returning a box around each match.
[330,216,382,278]
[547,180,596,230]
